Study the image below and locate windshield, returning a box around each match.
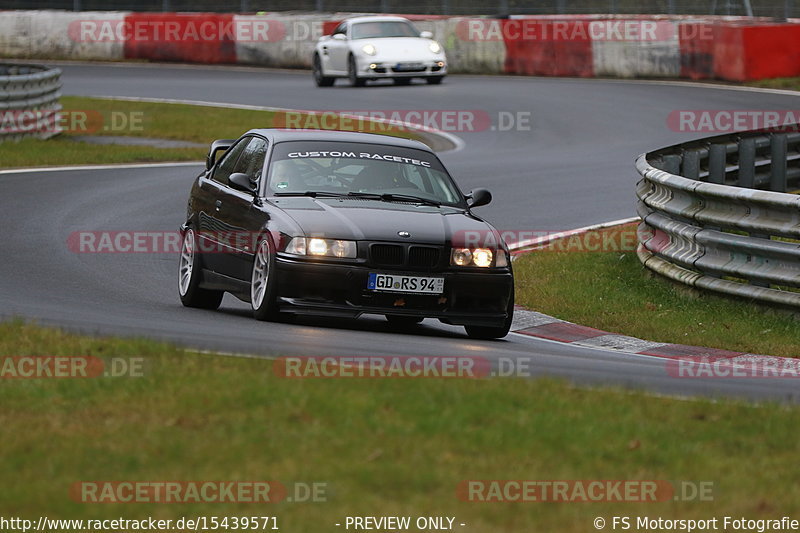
[351,21,420,40]
[267,141,464,206]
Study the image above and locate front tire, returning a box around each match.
[313,54,335,87]
[251,236,280,321]
[348,55,366,87]
[426,76,444,85]
[178,228,223,310]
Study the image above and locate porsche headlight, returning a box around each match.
[450,248,506,268]
[362,44,377,56]
[285,237,357,258]
[429,41,442,54]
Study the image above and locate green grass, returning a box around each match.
[514,224,800,357]
[1,320,799,531]
[0,97,418,169]
[746,77,800,92]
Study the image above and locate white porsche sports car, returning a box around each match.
[313,16,447,87]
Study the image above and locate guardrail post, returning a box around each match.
[737,136,756,188]
[662,154,682,175]
[708,143,727,184]
[770,133,787,192]
[682,149,701,180]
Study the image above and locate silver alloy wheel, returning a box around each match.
[251,239,270,309]
[178,229,195,297]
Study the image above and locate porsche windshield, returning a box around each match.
[351,21,420,40]
[267,141,464,206]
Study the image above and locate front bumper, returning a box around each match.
[274,256,512,327]
[356,56,447,78]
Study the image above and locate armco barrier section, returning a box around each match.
[636,128,800,308]
[0,63,62,142]
[0,11,799,80]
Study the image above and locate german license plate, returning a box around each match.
[367,273,444,294]
[395,62,424,71]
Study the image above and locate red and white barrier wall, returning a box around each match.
[1,10,799,81]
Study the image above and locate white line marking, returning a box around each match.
[509,216,640,253]
[0,161,202,175]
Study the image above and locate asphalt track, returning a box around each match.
[2,62,799,401]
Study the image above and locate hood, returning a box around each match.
[363,37,440,60]
[271,197,491,245]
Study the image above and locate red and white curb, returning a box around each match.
[510,305,799,372]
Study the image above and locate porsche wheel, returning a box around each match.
[348,55,366,87]
[313,54,335,87]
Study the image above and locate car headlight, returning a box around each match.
[429,41,442,54]
[285,237,357,258]
[450,248,507,268]
[362,44,377,56]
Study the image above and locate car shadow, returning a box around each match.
[217,305,469,339]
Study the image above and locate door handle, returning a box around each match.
[215,200,222,211]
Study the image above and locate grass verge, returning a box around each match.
[1,320,799,530]
[0,97,420,169]
[513,224,800,357]
[746,77,800,92]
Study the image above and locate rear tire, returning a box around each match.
[178,228,223,310]
[426,76,444,85]
[313,54,335,87]
[251,236,280,321]
[348,55,366,87]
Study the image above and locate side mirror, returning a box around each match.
[420,30,433,39]
[467,188,492,208]
[206,139,235,170]
[229,172,256,194]
[332,33,346,41]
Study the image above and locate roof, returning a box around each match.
[246,128,430,151]
[342,16,414,25]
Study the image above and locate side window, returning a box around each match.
[233,137,268,183]
[333,22,347,36]
[213,138,249,185]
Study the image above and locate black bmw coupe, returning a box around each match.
[179,129,513,339]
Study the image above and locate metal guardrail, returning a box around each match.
[636,128,800,308]
[0,64,63,142]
